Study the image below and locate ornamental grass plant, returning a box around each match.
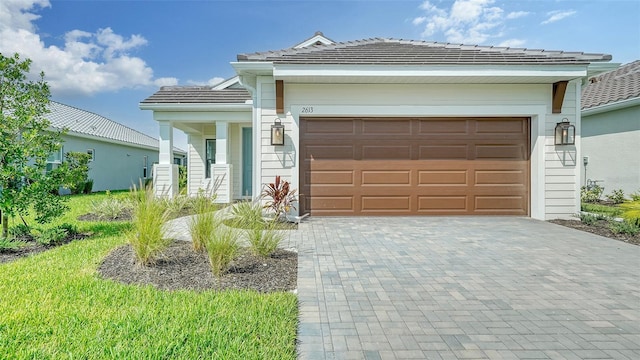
[188,194,218,252]
[126,184,172,266]
[204,224,239,278]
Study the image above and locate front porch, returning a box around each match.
[140,85,254,202]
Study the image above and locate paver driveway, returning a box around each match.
[289,217,640,359]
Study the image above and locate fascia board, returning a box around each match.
[582,97,640,116]
[139,103,252,112]
[230,62,274,76]
[212,76,241,90]
[273,64,588,79]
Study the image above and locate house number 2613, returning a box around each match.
[301,107,314,114]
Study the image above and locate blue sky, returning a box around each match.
[1,0,638,149]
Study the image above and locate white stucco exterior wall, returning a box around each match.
[255,81,582,220]
[581,105,640,196]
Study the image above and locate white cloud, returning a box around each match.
[506,11,529,20]
[413,0,528,46]
[186,77,225,86]
[0,0,170,96]
[541,10,576,25]
[498,39,526,48]
[154,77,179,87]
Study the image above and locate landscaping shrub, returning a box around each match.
[581,185,604,203]
[56,223,78,236]
[609,220,640,236]
[83,179,94,194]
[36,227,68,246]
[127,184,172,266]
[162,194,193,219]
[91,197,132,220]
[9,223,31,238]
[631,191,640,202]
[246,220,285,258]
[262,175,297,221]
[229,201,265,227]
[0,237,25,252]
[607,189,626,204]
[580,212,605,226]
[178,165,187,192]
[188,194,218,252]
[204,225,239,278]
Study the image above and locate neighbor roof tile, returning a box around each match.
[582,60,640,109]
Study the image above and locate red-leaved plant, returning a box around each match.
[261,175,297,221]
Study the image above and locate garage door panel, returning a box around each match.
[418,196,467,212]
[362,171,411,185]
[361,196,411,212]
[300,117,530,216]
[475,145,527,159]
[419,119,469,134]
[362,119,412,135]
[475,170,526,185]
[474,196,527,213]
[419,145,468,159]
[310,197,354,211]
[419,170,468,185]
[362,145,411,160]
[305,145,354,160]
[475,119,527,134]
[310,170,354,185]
[305,119,355,134]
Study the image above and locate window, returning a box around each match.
[46,146,63,173]
[143,156,148,178]
[205,139,216,178]
[87,149,95,162]
[174,157,182,165]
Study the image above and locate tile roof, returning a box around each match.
[582,60,640,109]
[237,38,611,65]
[47,101,184,153]
[141,87,252,104]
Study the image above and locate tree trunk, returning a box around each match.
[1,212,8,239]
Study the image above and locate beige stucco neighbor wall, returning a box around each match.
[581,105,640,196]
[255,78,583,220]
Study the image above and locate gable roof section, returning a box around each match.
[582,60,640,110]
[48,101,185,154]
[141,86,252,104]
[237,38,611,65]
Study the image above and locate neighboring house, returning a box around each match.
[581,60,640,196]
[141,32,612,220]
[47,101,186,192]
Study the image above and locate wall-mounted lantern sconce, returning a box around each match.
[554,118,575,145]
[271,118,285,146]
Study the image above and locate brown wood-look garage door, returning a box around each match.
[299,117,530,216]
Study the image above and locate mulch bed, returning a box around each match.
[0,233,90,265]
[98,241,298,292]
[549,219,640,246]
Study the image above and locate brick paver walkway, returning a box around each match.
[289,217,640,359]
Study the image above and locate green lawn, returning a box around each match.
[0,192,298,359]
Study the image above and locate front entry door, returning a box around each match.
[242,127,253,197]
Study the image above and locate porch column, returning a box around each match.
[213,121,232,203]
[154,121,178,197]
[215,122,228,164]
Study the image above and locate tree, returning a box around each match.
[61,151,92,194]
[0,53,68,238]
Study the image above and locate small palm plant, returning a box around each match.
[261,175,297,221]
